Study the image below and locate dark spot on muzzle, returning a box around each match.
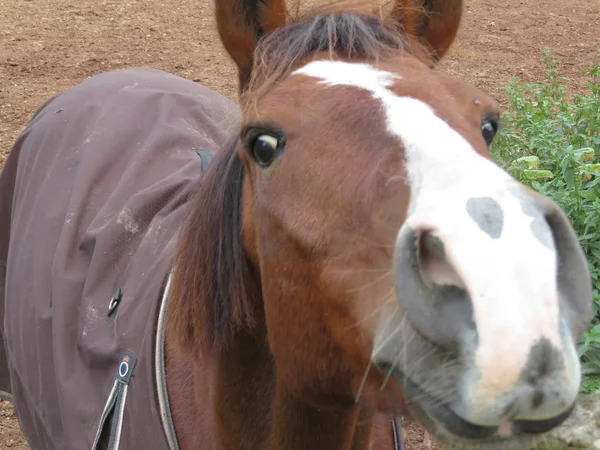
[530,218,554,250]
[507,184,554,249]
[507,182,593,337]
[520,338,564,386]
[466,197,504,239]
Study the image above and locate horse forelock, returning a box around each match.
[243,6,431,106]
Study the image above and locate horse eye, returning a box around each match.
[251,134,279,167]
[481,118,498,145]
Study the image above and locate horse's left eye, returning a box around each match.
[481,118,499,145]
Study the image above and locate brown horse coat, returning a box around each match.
[0,67,240,449]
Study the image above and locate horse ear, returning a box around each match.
[390,0,462,62]
[216,0,287,92]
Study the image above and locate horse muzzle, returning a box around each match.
[372,185,593,446]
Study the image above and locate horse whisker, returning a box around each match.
[345,269,392,293]
[371,318,402,359]
[345,289,395,330]
[354,360,373,404]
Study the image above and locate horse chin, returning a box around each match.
[376,361,574,450]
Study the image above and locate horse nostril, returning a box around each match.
[394,227,475,351]
[531,391,544,410]
[417,231,465,289]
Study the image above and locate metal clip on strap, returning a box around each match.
[391,416,405,450]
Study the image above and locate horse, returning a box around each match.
[0,0,593,449]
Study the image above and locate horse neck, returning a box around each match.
[166,326,376,450]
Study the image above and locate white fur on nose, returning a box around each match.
[293,60,579,423]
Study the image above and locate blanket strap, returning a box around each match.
[91,349,137,450]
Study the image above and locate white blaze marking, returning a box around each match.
[293,61,574,419]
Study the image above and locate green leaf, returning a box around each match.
[563,166,575,188]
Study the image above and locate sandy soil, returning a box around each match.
[0,0,598,448]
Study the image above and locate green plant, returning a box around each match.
[491,48,600,391]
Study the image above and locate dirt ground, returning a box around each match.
[0,0,598,449]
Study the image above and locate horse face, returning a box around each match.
[239,52,592,448]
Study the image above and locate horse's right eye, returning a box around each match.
[252,135,278,166]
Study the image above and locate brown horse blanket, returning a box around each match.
[0,68,241,449]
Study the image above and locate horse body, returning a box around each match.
[1,1,594,449]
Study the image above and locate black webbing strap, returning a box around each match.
[92,349,137,450]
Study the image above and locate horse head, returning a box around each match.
[170,1,593,447]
